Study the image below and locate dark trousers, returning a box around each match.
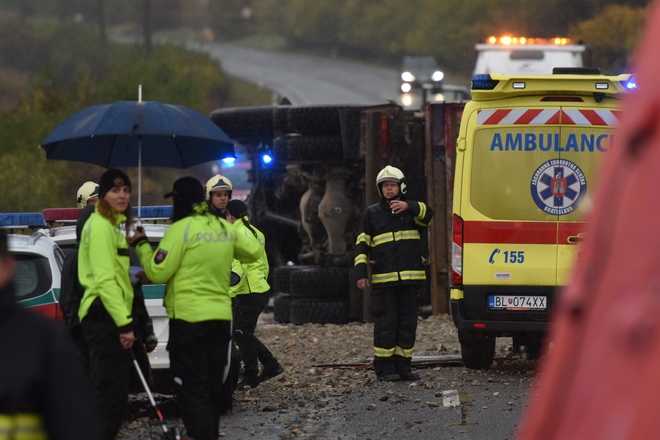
[168,319,232,440]
[233,292,276,379]
[82,302,132,440]
[371,285,418,376]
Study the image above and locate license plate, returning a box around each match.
[488,295,547,311]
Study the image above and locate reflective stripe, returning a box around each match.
[372,272,400,284]
[354,254,368,266]
[394,346,414,358]
[372,233,394,247]
[356,232,372,246]
[417,202,426,220]
[0,414,47,440]
[450,288,464,300]
[400,270,426,281]
[393,230,420,241]
[374,346,395,357]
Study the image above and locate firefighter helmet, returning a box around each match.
[376,166,407,196]
[77,181,100,208]
[205,174,233,200]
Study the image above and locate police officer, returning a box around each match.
[133,177,261,440]
[354,166,434,382]
[226,200,283,390]
[77,181,99,208]
[78,169,136,439]
[206,174,233,219]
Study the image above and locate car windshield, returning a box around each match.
[13,254,53,300]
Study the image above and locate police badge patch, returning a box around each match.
[154,249,168,264]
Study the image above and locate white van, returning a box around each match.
[474,36,584,76]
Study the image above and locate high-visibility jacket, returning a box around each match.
[354,197,433,288]
[230,220,270,297]
[78,207,134,330]
[135,205,261,322]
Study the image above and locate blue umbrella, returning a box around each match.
[40,98,235,219]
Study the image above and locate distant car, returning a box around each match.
[8,232,64,320]
[399,56,444,93]
[38,207,172,370]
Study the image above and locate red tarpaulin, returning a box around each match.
[519,2,660,439]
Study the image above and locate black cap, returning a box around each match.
[99,168,132,198]
[164,176,205,203]
[226,199,248,218]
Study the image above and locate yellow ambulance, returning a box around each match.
[450,69,636,369]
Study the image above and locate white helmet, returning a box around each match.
[376,165,407,196]
[77,181,100,208]
[205,174,233,200]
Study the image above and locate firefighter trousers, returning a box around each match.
[168,319,232,440]
[371,284,418,376]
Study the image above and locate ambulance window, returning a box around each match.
[470,127,558,221]
[510,50,544,60]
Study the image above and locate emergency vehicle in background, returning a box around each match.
[451,70,636,368]
[474,36,585,75]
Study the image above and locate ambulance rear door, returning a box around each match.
[556,105,619,285]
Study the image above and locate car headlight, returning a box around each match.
[432,71,444,82]
[401,72,415,82]
[401,83,412,93]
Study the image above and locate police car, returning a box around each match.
[450,69,636,369]
[37,206,173,370]
[0,212,65,320]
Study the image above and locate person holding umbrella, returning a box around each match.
[132,177,261,440]
[226,200,283,391]
[206,174,233,219]
[77,168,136,440]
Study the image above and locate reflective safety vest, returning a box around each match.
[0,414,46,440]
[230,220,270,297]
[354,197,433,287]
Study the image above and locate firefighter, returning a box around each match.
[132,177,261,440]
[77,181,99,208]
[206,174,233,219]
[226,199,283,390]
[77,169,136,440]
[354,166,434,382]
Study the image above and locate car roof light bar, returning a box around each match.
[134,206,173,220]
[471,74,499,90]
[0,213,47,228]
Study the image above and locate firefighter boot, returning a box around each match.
[395,355,419,381]
[374,357,400,382]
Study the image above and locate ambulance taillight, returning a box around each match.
[452,214,463,286]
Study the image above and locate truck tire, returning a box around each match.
[458,330,496,370]
[272,136,290,162]
[290,298,349,325]
[289,266,349,299]
[210,106,274,144]
[273,293,292,324]
[286,105,358,136]
[272,264,311,293]
[285,136,344,162]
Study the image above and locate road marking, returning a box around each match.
[442,390,460,407]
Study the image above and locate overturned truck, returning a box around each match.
[210,102,463,325]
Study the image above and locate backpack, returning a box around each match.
[59,245,84,329]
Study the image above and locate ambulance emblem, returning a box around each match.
[530,159,587,215]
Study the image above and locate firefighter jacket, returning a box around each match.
[354,197,433,288]
[135,204,261,322]
[230,221,270,297]
[0,282,102,440]
[78,207,134,331]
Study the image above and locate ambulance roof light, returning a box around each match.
[622,76,638,90]
[471,74,499,90]
[486,36,573,45]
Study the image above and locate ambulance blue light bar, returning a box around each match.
[133,206,172,219]
[471,74,500,90]
[0,213,46,228]
[622,76,637,91]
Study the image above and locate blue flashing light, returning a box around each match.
[133,206,173,219]
[623,76,638,91]
[262,154,273,164]
[222,157,236,165]
[471,74,500,90]
[0,212,46,228]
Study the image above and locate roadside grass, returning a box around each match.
[224,76,274,108]
[232,33,287,51]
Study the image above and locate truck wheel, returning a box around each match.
[290,298,349,325]
[458,330,496,370]
[286,105,358,136]
[289,266,349,299]
[272,265,311,293]
[210,106,274,144]
[285,136,344,162]
[273,293,292,324]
